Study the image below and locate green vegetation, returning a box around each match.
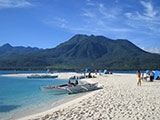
[0,34,160,70]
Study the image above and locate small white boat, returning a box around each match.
[40,83,101,94]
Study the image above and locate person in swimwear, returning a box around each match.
[137,70,141,86]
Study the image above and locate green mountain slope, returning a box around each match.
[0,35,160,70]
[0,43,41,58]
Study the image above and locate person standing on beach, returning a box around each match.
[137,70,141,86]
[150,71,154,82]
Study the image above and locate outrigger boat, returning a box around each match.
[40,82,101,94]
[27,75,58,79]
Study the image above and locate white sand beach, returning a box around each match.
[3,73,160,120]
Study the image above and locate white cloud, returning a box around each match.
[43,17,68,29]
[98,3,119,19]
[80,2,131,33]
[110,28,133,32]
[124,0,160,36]
[44,1,133,35]
[0,0,32,8]
[125,1,160,22]
[140,1,158,18]
[125,12,132,18]
[142,46,160,54]
[83,2,122,19]
[82,11,95,18]
[43,14,133,36]
[86,0,95,6]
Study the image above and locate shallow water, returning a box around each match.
[0,70,136,120]
[0,75,69,120]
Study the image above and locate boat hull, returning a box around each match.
[40,83,100,94]
[67,83,99,93]
[40,86,68,94]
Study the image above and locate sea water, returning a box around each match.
[0,71,69,120]
[0,70,136,120]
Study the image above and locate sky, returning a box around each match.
[0,0,160,54]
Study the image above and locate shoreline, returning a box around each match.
[13,91,89,120]
[0,72,98,120]
[2,72,160,120]
[18,89,99,120]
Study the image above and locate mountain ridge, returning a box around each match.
[0,34,160,70]
[0,43,42,60]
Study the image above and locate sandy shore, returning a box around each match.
[3,73,160,120]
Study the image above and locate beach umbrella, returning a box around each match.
[154,71,160,80]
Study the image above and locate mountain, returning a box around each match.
[0,35,160,70]
[0,43,41,58]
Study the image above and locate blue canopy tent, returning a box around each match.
[103,69,107,74]
[46,70,49,74]
[146,70,150,75]
[154,71,160,80]
[85,68,88,73]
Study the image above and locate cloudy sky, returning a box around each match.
[0,0,160,54]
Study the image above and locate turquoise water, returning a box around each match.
[0,70,136,120]
[0,74,69,120]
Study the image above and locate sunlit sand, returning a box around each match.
[2,73,160,120]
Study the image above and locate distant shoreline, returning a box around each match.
[0,68,155,71]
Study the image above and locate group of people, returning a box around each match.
[68,77,79,86]
[87,72,97,78]
[137,70,155,86]
[68,71,97,86]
